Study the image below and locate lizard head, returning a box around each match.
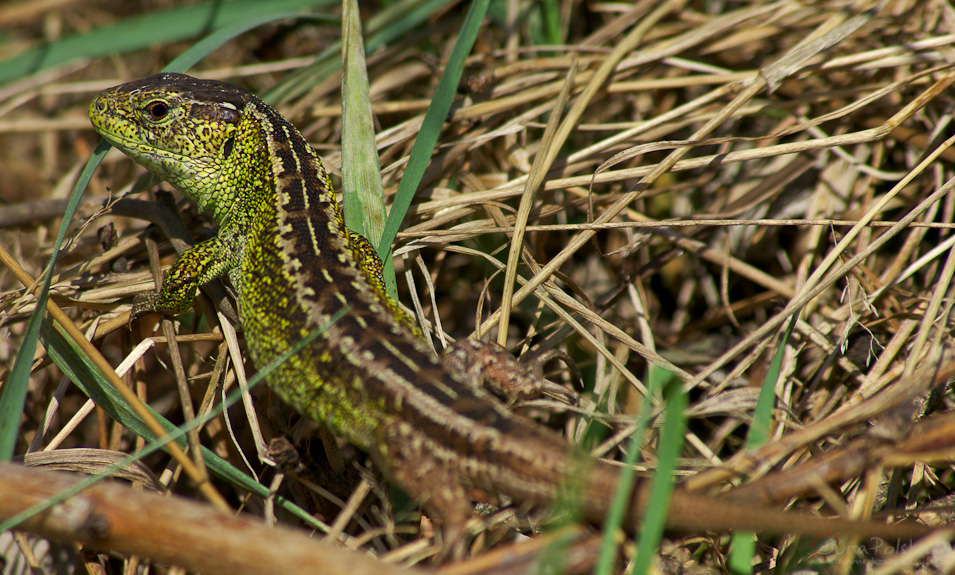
[89,73,253,223]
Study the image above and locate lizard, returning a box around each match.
[88,72,929,552]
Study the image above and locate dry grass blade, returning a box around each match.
[497,60,576,346]
[23,448,164,491]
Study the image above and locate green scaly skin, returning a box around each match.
[89,73,930,550]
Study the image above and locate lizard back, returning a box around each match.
[242,92,595,505]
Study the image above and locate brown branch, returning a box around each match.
[0,463,424,575]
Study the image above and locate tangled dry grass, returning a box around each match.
[2,0,955,573]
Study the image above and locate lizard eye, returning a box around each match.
[145,100,169,121]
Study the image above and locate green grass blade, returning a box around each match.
[340,0,394,295]
[340,0,385,244]
[540,0,563,45]
[727,310,800,575]
[0,141,110,461]
[377,0,492,262]
[266,0,458,105]
[631,374,688,575]
[594,366,682,575]
[593,365,672,574]
[0,0,333,86]
[165,13,337,74]
[745,312,799,449]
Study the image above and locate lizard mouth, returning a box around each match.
[93,128,198,188]
[97,129,190,165]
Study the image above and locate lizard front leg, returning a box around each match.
[132,234,237,320]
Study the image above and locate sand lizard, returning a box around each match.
[89,72,928,552]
